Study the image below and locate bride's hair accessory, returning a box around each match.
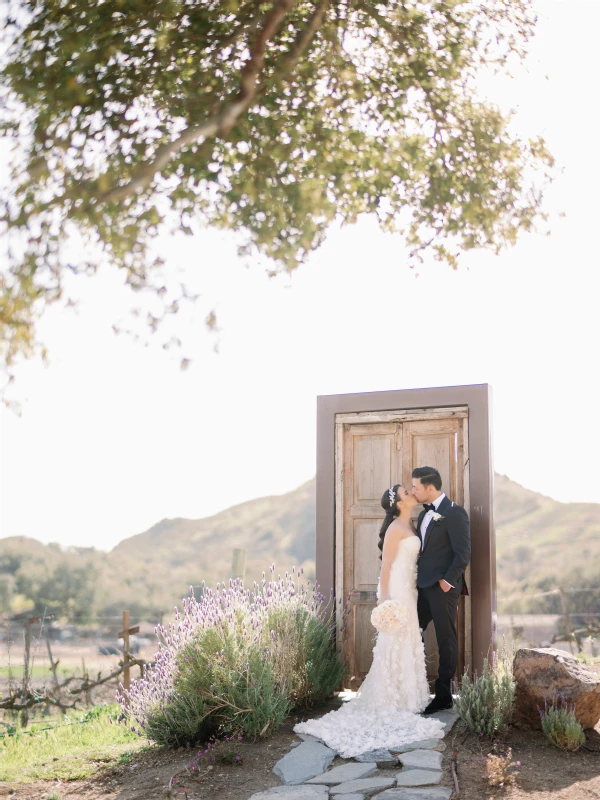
[388,487,396,508]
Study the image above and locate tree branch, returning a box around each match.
[358,3,409,55]
[268,0,330,82]
[101,0,300,204]
[0,657,154,713]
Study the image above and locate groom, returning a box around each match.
[411,466,471,715]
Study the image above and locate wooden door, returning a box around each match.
[335,408,471,690]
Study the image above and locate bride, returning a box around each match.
[294,485,445,757]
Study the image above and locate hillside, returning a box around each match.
[1,475,599,621]
[493,474,600,613]
[112,478,316,584]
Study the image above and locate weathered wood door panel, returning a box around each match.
[335,408,471,690]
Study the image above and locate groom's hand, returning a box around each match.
[439,579,452,593]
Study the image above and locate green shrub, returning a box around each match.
[540,696,586,752]
[120,566,345,747]
[454,650,515,736]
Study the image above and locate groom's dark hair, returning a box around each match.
[412,466,442,491]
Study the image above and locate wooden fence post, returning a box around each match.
[23,618,32,691]
[44,630,60,687]
[22,616,39,727]
[118,611,140,696]
[230,548,247,580]
[558,587,574,654]
[122,610,130,691]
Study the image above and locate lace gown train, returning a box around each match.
[294,536,445,757]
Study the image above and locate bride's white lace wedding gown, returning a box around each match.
[294,535,445,757]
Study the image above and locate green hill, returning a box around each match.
[1,475,598,621]
[494,474,600,613]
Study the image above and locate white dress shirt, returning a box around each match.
[420,493,445,547]
[420,493,454,588]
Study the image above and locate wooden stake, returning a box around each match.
[23,616,40,692]
[558,587,574,654]
[23,618,32,691]
[122,610,131,691]
[230,548,246,580]
[451,754,460,795]
[118,611,140,695]
[22,616,39,727]
[44,630,59,687]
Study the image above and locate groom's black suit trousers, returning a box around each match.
[417,577,463,702]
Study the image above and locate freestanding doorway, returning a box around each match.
[316,384,495,688]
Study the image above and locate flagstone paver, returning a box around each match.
[332,796,365,800]
[306,763,377,785]
[398,750,443,771]
[273,741,336,785]
[329,776,397,795]
[394,769,443,787]
[374,788,453,800]
[390,739,445,754]
[249,785,329,799]
[355,749,398,766]
[429,710,458,731]
[263,699,460,800]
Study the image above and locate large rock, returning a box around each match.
[513,647,600,729]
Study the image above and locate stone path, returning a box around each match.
[249,708,459,800]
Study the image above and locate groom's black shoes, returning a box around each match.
[423,696,454,715]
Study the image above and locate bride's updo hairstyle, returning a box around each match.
[378,484,401,560]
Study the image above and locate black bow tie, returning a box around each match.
[423,503,436,512]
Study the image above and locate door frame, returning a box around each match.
[317,384,495,677]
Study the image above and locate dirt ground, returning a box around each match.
[0,709,307,800]
[3,696,600,800]
[443,721,600,800]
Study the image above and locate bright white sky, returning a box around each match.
[1,1,599,551]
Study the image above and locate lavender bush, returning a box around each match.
[454,646,516,736]
[540,695,586,752]
[118,565,345,747]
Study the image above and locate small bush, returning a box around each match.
[540,696,586,752]
[119,565,345,747]
[485,747,520,787]
[454,648,515,736]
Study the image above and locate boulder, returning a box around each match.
[513,647,600,729]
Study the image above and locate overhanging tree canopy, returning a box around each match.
[0,0,553,369]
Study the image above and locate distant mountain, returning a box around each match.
[493,474,600,612]
[112,479,317,592]
[2,475,598,621]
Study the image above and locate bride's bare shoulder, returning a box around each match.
[388,519,414,539]
[387,519,412,539]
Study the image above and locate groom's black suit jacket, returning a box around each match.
[416,495,471,595]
